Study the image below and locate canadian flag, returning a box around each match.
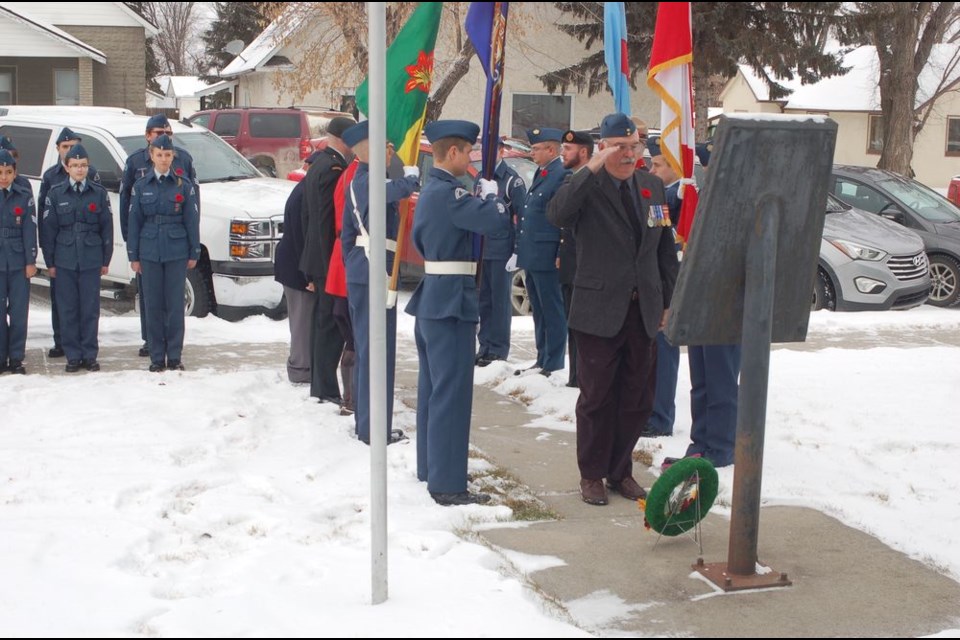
[646,2,698,244]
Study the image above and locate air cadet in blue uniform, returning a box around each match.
[339,121,419,445]
[40,145,113,373]
[0,149,37,375]
[516,127,571,376]
[38,128,101,359]
[127,135,200,372]
[405,120,511,506]
[0,136,33,192]
[474,139,525,367]
[120,114,198,358]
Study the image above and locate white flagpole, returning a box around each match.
[368,1,388,606]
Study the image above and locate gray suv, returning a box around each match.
[815,194,930,311]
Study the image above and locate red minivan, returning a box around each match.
[948,175,960,207]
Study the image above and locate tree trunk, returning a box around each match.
[694,72,726,141]
[874,5,917,177]
[425,40,475,122]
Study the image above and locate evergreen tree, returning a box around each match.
[201,2,270,78]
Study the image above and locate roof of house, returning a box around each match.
[736,44,960,112]
[158,76,214,98]
[0,5,107,63]
[220,13,300,78]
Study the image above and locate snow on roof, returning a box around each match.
[0,4,106,63]
[220,13,300,77]
[738,44,960,112]
[164,76,213,98]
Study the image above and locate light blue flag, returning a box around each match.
[604,2,631,115]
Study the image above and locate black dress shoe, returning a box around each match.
[430,491,492,506]
[48,346,65,358]
[639,425,671,438]
[316,395,343,405]
[7,359,25,375]
[65,360,82,373]
[514,364,540,376]
[565,380,578,388]
[539,369,554,378]
[166,360,185,371]
[84,360,100,372]
[138,343,150,358]
[149,362,165,372]
[476,355,503,367]
[389,429,408,445]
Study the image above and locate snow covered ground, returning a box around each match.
[2,300,960,635]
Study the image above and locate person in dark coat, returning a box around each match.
[299,116,356,404]
[405,120,511,506]
[556,130,594,388]
[40,144,112,372]
[37,127,101,359]
[475,139,525,367]
[547,113,680,507]
[274,152,322,384]
[127,135,200,372]
[0,149,37,375]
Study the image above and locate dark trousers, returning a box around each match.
[141,259,188,365]
[309,288,345,401]
[347,281,396,443]
[136,272,148,344]
[415,317,476,494]
[333,295,354,352]
[573,302,656,481]
[49,275,62,348]
[0,269,29,362]
[477,257,512,359]
[55,267,101,362]
[687,344,742,467]
[649,331,681,434]
[561,283,577,386]
[525,269,567,371]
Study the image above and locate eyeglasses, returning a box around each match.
[149,129,172,136]
[638,134,649,141]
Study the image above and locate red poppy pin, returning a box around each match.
[540,169,548,177]
[88,203,97,212]
[13,206,23,216]
[175,168,184,176]
[641,188,652,198]
[175,193,184,203]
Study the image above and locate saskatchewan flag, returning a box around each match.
[356,2,443,166]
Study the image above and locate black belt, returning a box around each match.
[0,227,20,238]
[66,223,100,232]
[144,216,183,225]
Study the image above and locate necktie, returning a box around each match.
[75,183,81,193]
[1,188,8,198]
[619,180,643,242]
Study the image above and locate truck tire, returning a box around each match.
[185,265,215,317]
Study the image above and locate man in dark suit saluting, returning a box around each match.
[547,113,680,506]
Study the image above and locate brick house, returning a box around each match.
[0,2,156,113]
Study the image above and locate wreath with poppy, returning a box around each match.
[641,457,718,536]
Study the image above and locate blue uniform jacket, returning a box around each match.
[473,160,524,260]
[341,163,418,286]
[126,172,200,263]
[273,179,309,290]
[0,181,37,271]
[38,163,100,233]
[517,156,570,271]
[120,146,197,241]
[41,180,113,271]
[405,168,511,322]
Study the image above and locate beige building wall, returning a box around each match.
[60,26,146,113]
[911,89,960,189]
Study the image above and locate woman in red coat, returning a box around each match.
[326,158,359,415]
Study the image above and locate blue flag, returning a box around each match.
[465,2,510,181]
[604,2,631,115]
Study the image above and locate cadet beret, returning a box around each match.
[526,127,563,144]
[0,149,15,166]
[327,116,357,139]
[150,134,175,151]
[0,136,15,151]
[646,135,662,158]
[56,127,82,145]
[424,120,480,144]
[562,129,594,152]
[695,142,712,167]
[146,113,170,131]
[64,144,89,161]
[341,121,369,148]
[599,113,635,138]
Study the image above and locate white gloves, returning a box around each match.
[505,253,519,272]
[478,178,498,199]
[403,165,419,179]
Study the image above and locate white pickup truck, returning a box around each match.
[0,111,294,320]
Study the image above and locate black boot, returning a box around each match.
[339,350,356,416]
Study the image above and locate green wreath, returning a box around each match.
[643,457,719,536]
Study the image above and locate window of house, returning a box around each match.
[212,113,241,137]
[55,69,79,106]
[947,117,960,156]
[867,114,884,154]
[511,94,572,139]
[0,68,16,105]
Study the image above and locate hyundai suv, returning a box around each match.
[188,107,352,179]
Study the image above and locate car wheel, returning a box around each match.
[251,157,278,178]
[185,265,215,317]
[927,254,960,307]
[511,270,531,316]
[812,268,835,311]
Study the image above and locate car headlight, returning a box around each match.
[826,238,887,261]
[230,240,272,260]
[230,219,272,239]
